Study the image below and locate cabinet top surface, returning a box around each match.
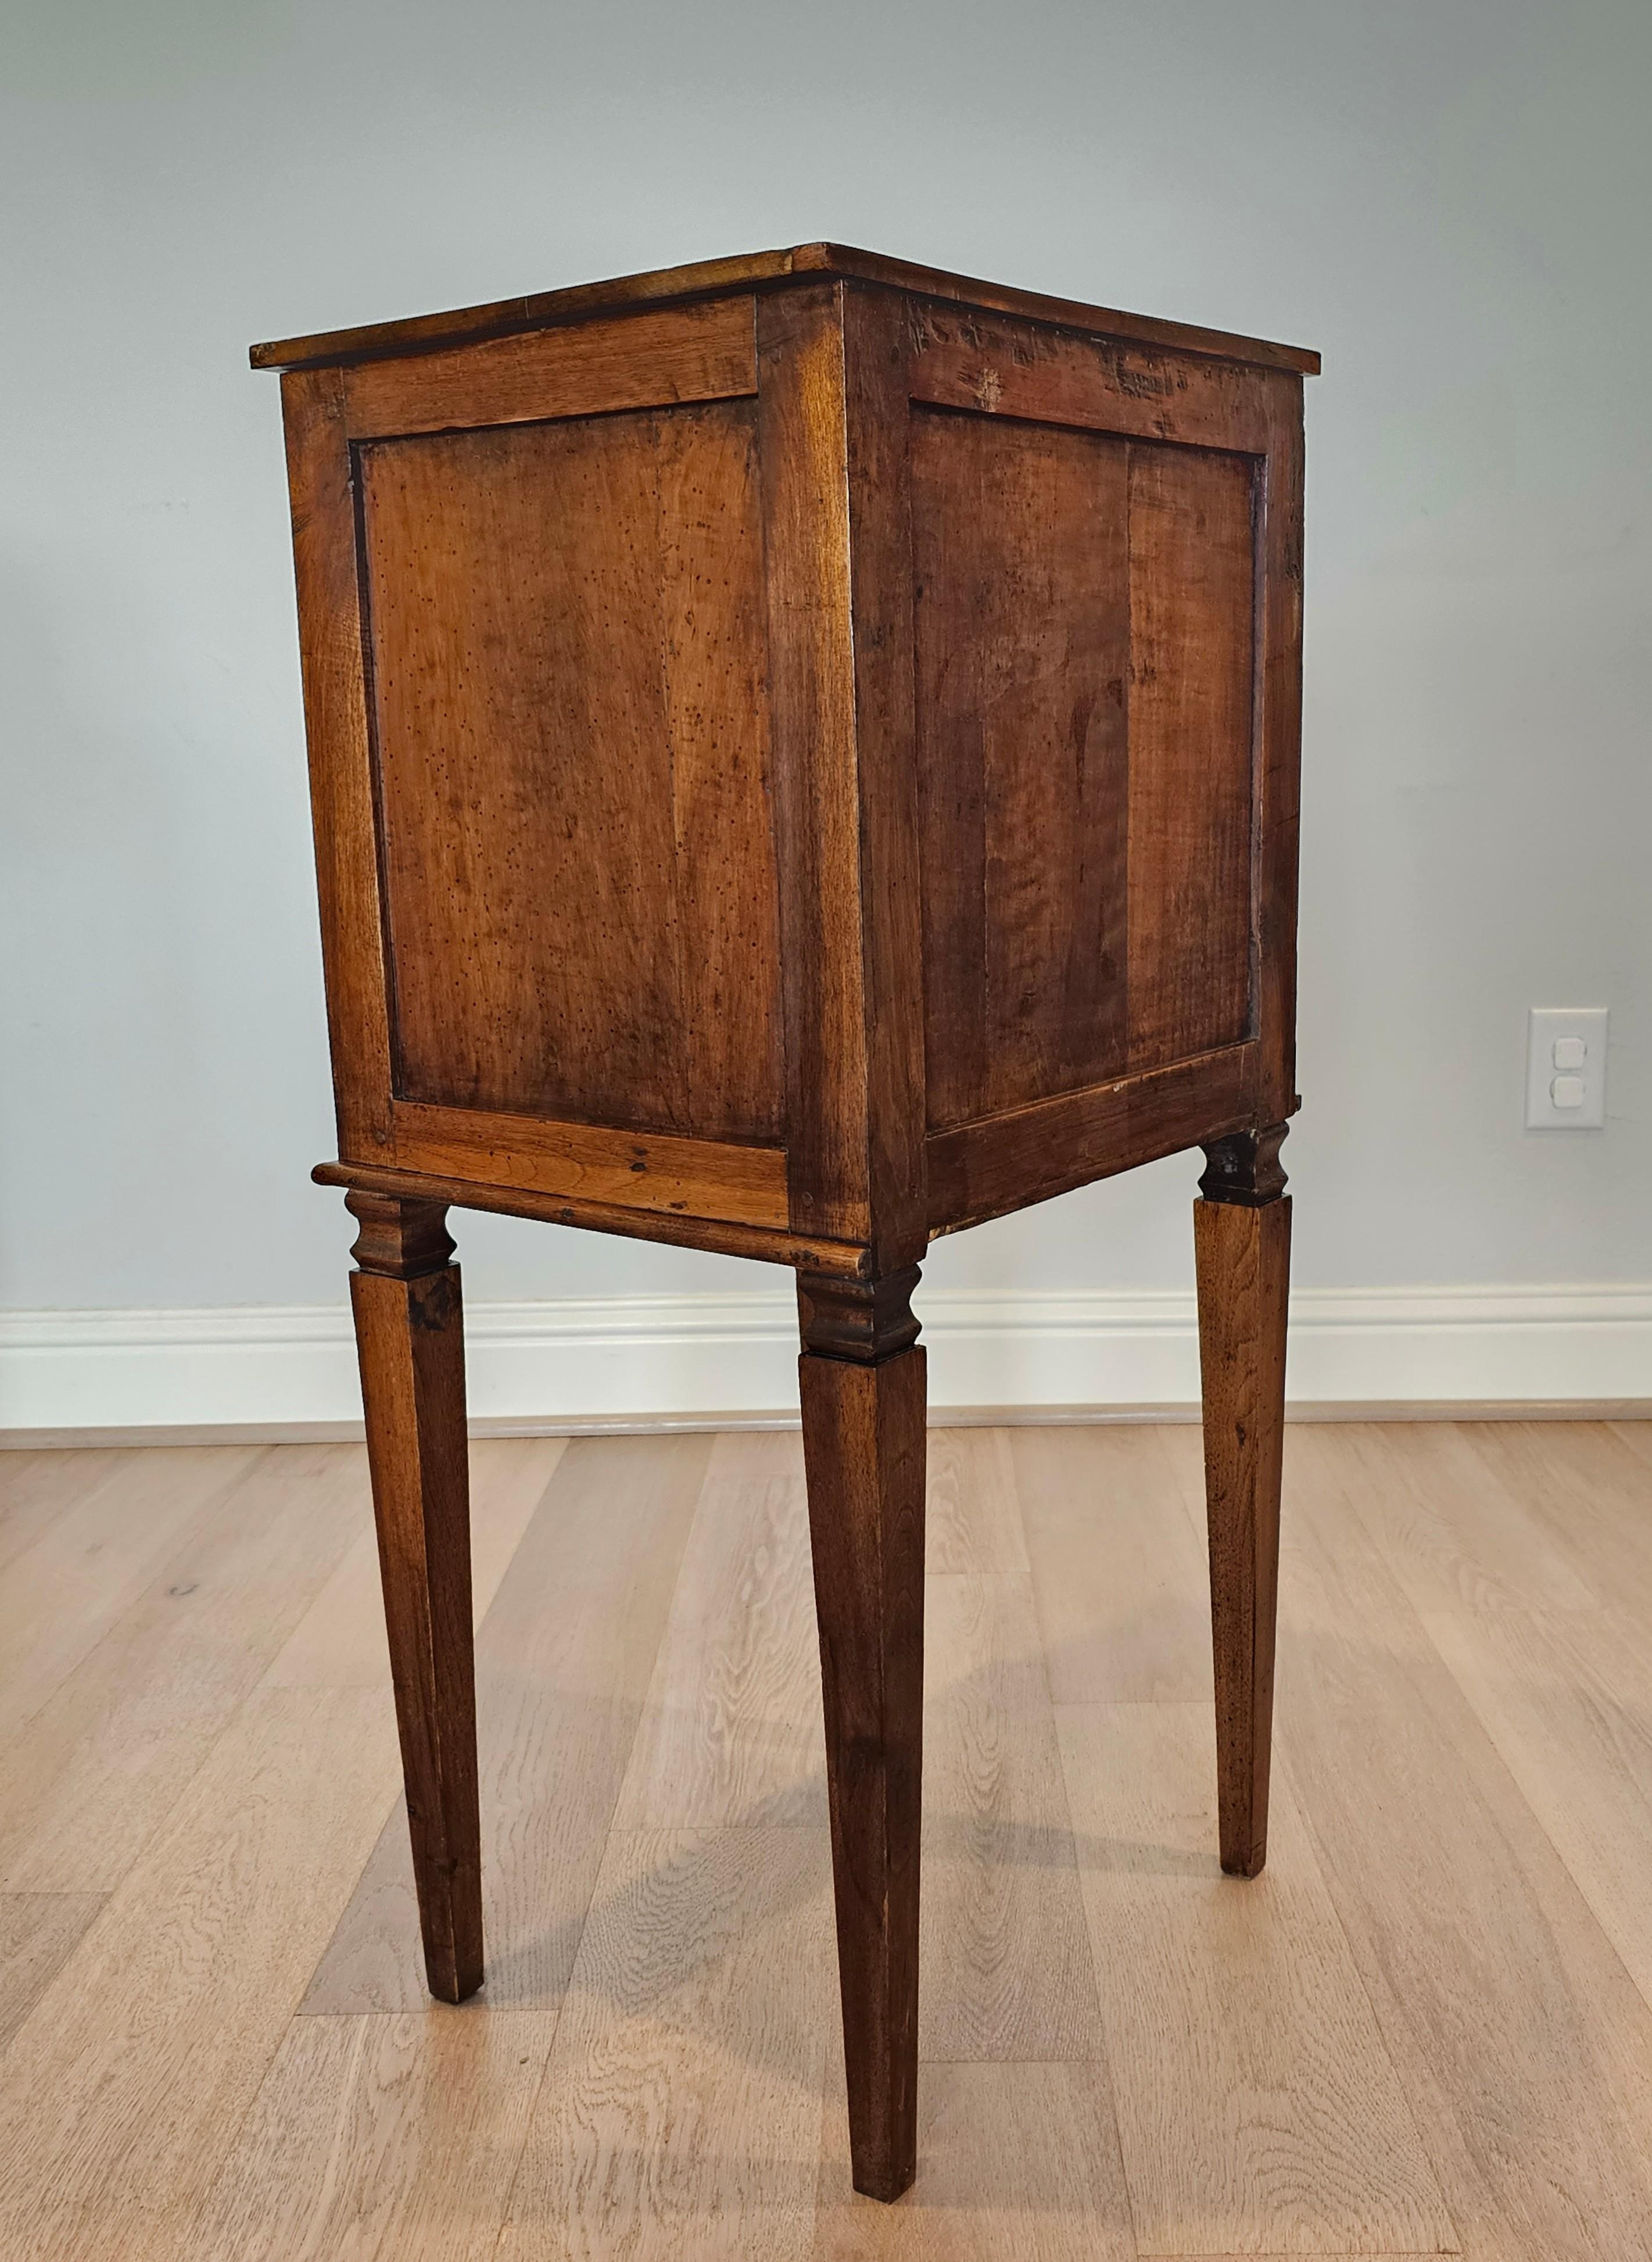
[249,241,1320,377]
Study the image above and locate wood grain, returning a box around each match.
[501,1827,834,2261]
[907,302,1275,454]
[757,284,873,1245]
[359,398,782,1145]
[1458,1418,1652,1623]
[913,409,1130,1129]
[181,2006,558,2262]
[260,1438,562,1691]
[303,1434,711,2013]
[1278,1443,1652,2257]
[614,1433,825,1829]
[15,1426,1652,2255]
[0,1444,263,1741]
[0,1449,149,1575]
[342,296,757,438]
[314,1158,870,1277]
[1253,378,1307,1124]
[925,1041,1256,1236]
[1014,1423,1212,1703]
[0,1685,402,2262]
[1056,1701,1452,2255]
[1126,449,1256,1074]
[0,1444,365,1892]
[0,1894,105,2056]
[921,1571,1103,2061]
[252,243,1320,377]
[349,1199,480,2003]
[799,1319,927,2200]
[389,1101,788,1227]
[1194,1193,1291,1876]
[1305,1422,1652,2027]
[814,2060,1135,2261]
[281,366,396,1155]
[923,1429,1027,1577]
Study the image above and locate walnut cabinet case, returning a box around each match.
[253,244,1317,2202]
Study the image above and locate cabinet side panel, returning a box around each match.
[357,398,783,1143]
[913,410,1130,1132]
[1124,446,1256,1073]
[280,367,395,1157]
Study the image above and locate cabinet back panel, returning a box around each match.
[357,399,784,1143]
[912,406,1256,1132]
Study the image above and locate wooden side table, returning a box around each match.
[253,245,1316,2203]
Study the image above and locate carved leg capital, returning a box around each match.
[1198,1122,1289,1207]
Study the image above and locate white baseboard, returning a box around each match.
[1,1283,1649,1438]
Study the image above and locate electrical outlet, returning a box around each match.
[1525,1007,1608,1129]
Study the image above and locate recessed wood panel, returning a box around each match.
[913,407,1257,1132]
[1125,443,1257,1073]
[357,399,783,1143]
[913,410,1131,1132]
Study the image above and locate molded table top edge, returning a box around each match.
[249,242,1321,377]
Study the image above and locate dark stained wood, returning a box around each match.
[913,409,1130,1129]
[1126,443,1257,1073]
[797,1266,927,2201]
[757,285,925,1267]
[388,1101,788,1227]
[757,285,894,1251]
[840,285,929,1272]
[907,300,1277,454]
[341,296,755,440]
[926,1041,1258,1236]
[251,242,1318,378]
[345,1191,481,2000]
[316,1160,871,1277]
[1199,1122,1290,1207]
[279,367,395,1159]
[259,248,1316,2200]
[358,399,782,1144]
[1255,382,1308,1126]
[1193,1141,1291,1878]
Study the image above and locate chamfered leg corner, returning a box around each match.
[345,1187,483,2003]
[797,1262,927,2202]
[1193,1127,1291,1880]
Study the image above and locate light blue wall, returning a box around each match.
[2,0,1647,1312]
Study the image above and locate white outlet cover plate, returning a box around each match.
[1526,1006,1609,1129]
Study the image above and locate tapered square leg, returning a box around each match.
[1194,1128,1291,1880]
[346,1189,482,2002]
[797,1266,926,2204]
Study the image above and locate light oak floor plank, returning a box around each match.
[260,1437,564,1689]
[0,1684,402,2262]
[501,1826,834,2261]
[302,1433,712,2012]
[0,1444,266,1740]
[1015,1425,1212,1702]
[614,1433,825,1828]
[0,1444,367,1891]
[0,1892,105,2056]
[1058,1700,1452,2256]
[1457,1418,1652,1622]
[181,2005,558,2262]
[8,1425,1652,2258]
[926,1428,1029,1576]
[0,1450,147,1575]
[1279,1432,1652,2259]
[814,2060,1136,2260]
[922,1570,1103,2061]
[1298,1422,1652,2050]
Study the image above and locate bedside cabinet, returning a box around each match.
[254,244,1316,2201]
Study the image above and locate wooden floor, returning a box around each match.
[3,1420,1652,2258]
